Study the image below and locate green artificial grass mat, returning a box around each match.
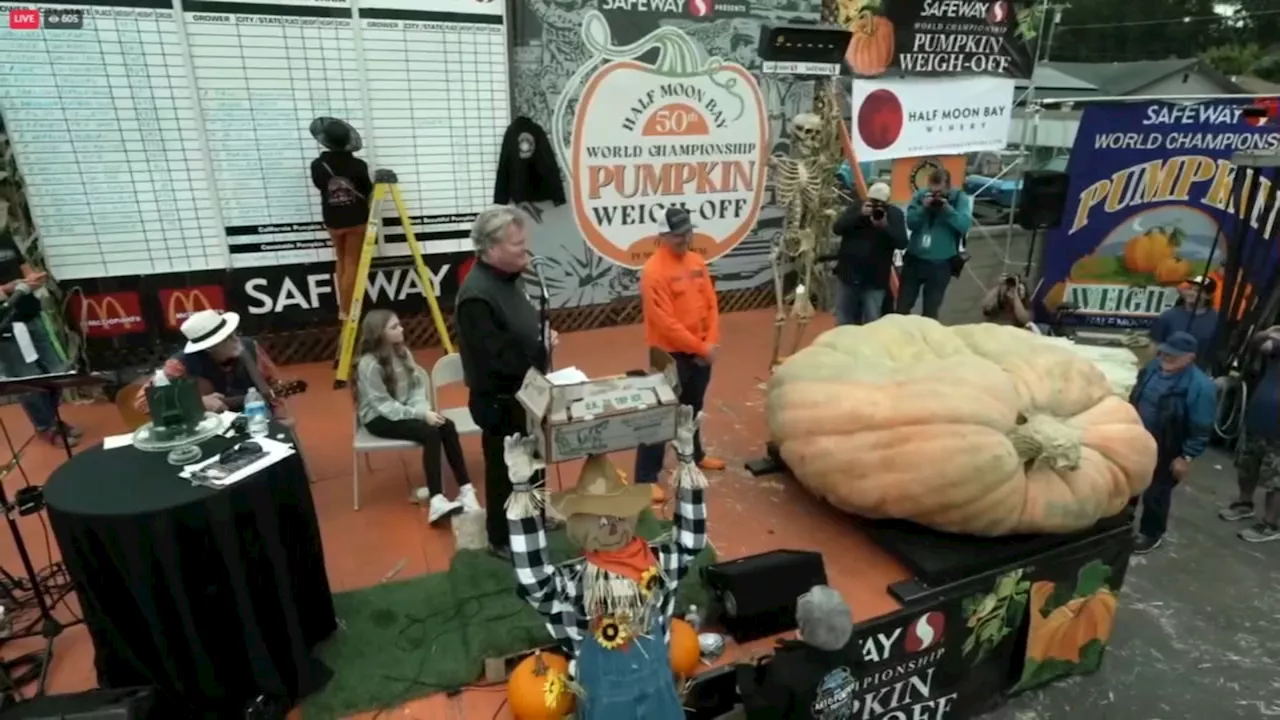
[301,509,717,719]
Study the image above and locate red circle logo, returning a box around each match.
[987,1,1008,23]
[688,0,712,17]
[903,611,945,654]
[857,89,904,151]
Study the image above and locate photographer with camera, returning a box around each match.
[982,273,1033,329]
[898,169,973,319]
[824,182,906,326]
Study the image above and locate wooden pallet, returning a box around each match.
[482,644,562,683]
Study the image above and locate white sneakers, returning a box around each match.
[415,484,482,525]
[457,484,482,513]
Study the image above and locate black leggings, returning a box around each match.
[364,416,472,497]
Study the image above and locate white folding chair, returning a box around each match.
[430,354,480,436]
[351,417,416,511]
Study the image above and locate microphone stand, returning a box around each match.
[529,260,553,372]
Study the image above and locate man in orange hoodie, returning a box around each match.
[636,207,726,502]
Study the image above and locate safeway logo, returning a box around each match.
[689,0,711,16]
[903,611,945,653]
[8,8,40,29]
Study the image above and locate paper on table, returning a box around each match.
[102,433,134,450]
[546,367,589,385]
[180,436,296,487]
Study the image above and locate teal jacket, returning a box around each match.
[904,189,973,261]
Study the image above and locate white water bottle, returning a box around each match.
[244,388,269,437]
[685,605,702,631]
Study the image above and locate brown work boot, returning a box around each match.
[697,456,726,471]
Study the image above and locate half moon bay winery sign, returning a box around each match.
[561,12,769,269]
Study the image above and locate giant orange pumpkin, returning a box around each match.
[1122,228,1177,273]
[767,316,1157,536]
[1026,581,1118,663]
[668,618,701,678]
[508,650,575,720]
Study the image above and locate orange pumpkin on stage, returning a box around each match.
[668,618,701,678]
[843,0,894,76]
[1025,581,1118,663]
[508,650,575,720]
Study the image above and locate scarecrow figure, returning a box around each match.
[505,405,709,719]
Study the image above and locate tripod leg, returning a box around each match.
[333,185,384,388]
[392,186,455,355]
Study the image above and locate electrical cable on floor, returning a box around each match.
[367,586,536,719]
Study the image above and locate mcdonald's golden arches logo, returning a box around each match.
[159,286,226,330]
[72,291,146,338]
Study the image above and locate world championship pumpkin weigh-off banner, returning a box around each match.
[1034,100,1280,330]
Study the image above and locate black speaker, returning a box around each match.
[1016,169,1069,230]
[704,549,827,643]
[0,688,157,720]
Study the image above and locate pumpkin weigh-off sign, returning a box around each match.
[569,60,770,269]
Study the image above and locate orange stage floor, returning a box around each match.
[0,309,911,719]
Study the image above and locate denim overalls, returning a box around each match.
[576,616,684,720]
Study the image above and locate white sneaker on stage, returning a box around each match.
[427,494,463,524]
[457,485,482,513]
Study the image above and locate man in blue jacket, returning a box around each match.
[897,168,972,319]
[1128,331,1217,554]
[1220,325,1280,543]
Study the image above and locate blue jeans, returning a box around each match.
[896,255,953,319]
[0,318,66,432]
[635,352,709,483]
[576,617,683,720]
[834,279,886,326]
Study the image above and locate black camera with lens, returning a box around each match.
[871,205,886,222]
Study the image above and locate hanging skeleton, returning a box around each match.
[767,78,846,367]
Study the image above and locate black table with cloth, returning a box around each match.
[42,423,336,715]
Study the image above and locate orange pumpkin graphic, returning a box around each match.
[1122,227,1179,273]
[1153,257,1192,285]
[1025,581,1118,664]
[842,0,894,76]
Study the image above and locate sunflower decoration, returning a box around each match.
[639,567,662,598]
[543,667,568,710]
[595,616,631,650]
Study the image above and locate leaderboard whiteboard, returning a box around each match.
[0,0,510,280]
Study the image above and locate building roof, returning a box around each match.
[1232,74,1280,95]
[1042,58,1244,97]
[1015,64,1100,102]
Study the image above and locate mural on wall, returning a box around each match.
[510,0,823,308]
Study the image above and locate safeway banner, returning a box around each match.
[850,75,1014,162]
[1033,100,1280,329]
[840,0,1042,79]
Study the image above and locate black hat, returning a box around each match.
[309,116,362,152]
[657,207,695,235]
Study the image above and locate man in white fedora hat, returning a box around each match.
[135,309,289,420]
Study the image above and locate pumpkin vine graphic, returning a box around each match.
[960,567,1031,666]
[1011,559,1119,693]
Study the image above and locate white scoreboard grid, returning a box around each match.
[0,0,510,280]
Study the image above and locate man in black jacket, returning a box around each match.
[455,206,556,556]
[736,585,858,719]
[825,182,907,326]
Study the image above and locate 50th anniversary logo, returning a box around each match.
[569,56,769,269]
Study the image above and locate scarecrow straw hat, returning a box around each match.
[550,455,651,519]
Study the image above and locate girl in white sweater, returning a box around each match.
[355,310,478,523]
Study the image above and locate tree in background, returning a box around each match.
[1229,0,1280,51]
[1046,0,1233,63]
[1200,43,1280,83]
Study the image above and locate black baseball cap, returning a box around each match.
[658,207,695,235]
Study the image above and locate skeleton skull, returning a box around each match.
[791,113,822,155]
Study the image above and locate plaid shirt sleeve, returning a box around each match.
[659,486,707,586]
[508,513,583,646]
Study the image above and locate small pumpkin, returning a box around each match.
[767,316,1157,536]
[1122,228,1177,273]
[508,650,575,720]
[668,618,701,677]
[1026,583,1118,663]
[844,1,894,76]
[1154,256,1191,285]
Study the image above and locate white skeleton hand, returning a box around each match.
[502,434,545,489]
[674,406,704,458]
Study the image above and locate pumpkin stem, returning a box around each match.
[1008,414,1082,472]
